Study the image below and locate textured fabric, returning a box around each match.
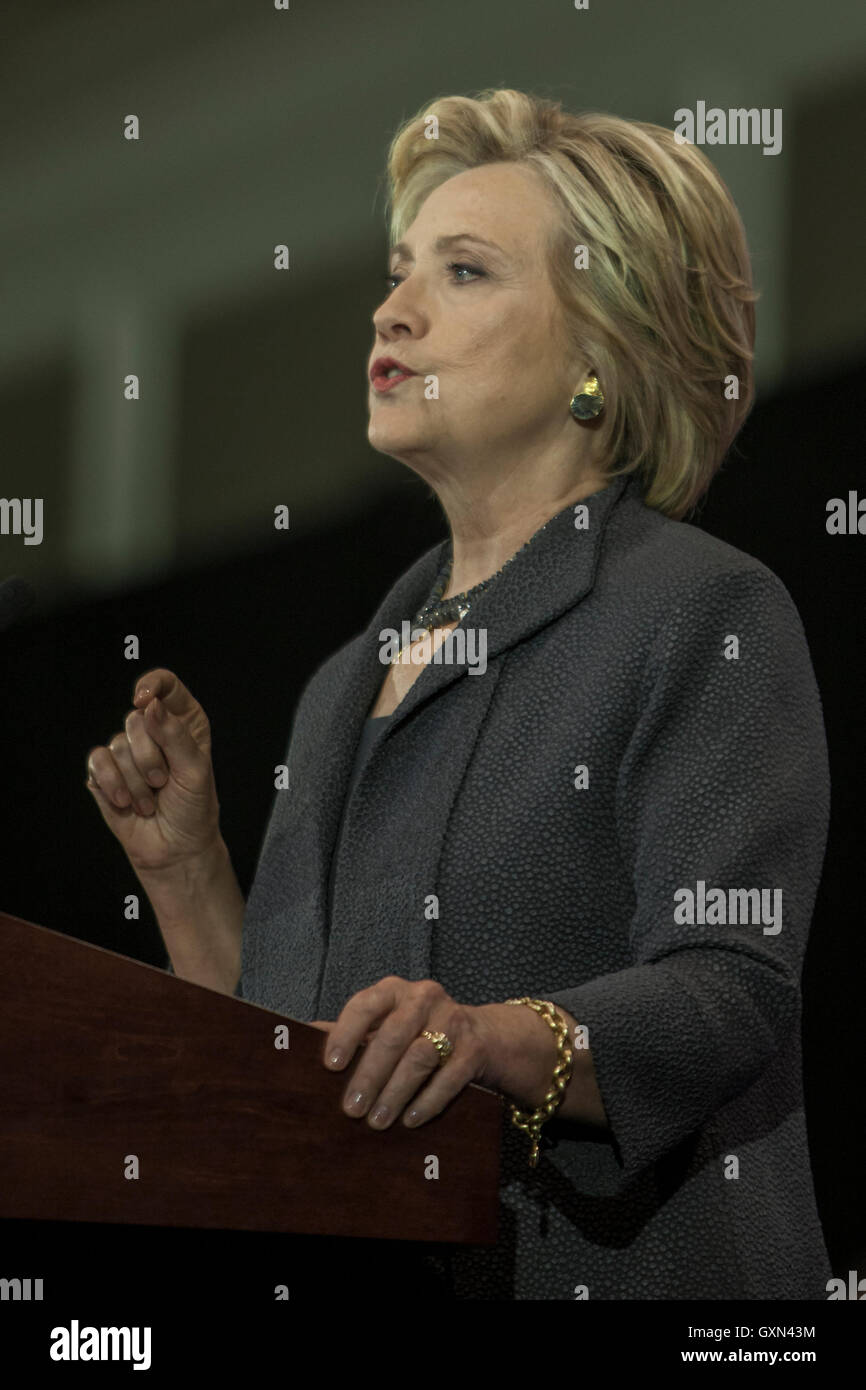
[240,470,832,1300]
[325,715,392,928]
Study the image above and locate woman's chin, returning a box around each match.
[367,424,430,461]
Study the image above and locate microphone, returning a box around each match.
[0,575,36,633]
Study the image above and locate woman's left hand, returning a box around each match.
[307,975,557,1130]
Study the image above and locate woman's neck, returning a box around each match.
[439,469,610,599]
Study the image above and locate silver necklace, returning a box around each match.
[391,520,552,664]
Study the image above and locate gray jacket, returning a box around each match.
[240,470,832,1300]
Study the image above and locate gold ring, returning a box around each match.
[420,1029,453,1064]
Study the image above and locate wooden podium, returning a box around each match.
[0,911,502,1246]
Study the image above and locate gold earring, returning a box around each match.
[569,373,604,420]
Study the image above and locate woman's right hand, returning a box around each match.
[85,668,222,877]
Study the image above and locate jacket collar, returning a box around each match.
[308,470,638,939]
[372,469,636,728]
[316,467,636,772]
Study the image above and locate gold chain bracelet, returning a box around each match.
[504,997,574,1167]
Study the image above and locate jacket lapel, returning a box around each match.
[304,532,448,896]
[300,471,635,1013]
[311,470,633,796]
[375,469,633,737]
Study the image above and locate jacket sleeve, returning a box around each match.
[546,562,830,1178]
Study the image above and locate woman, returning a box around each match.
[86,88,831,1300]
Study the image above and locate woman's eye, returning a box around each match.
[382,262,486,294]
[446,261,485,282]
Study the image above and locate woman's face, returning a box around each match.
[367,161,585,482]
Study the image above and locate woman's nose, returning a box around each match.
[373,277,425,336]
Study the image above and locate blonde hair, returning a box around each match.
[383,88,758,519]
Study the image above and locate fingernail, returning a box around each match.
[404,1109,420,1127]
[147,769,167,787]
[152,697,164,721]
[369,1105,390,1128]
[137,796,155,816]
[327,1049,344,1068]
[114,788,130,808]
[344,1091,366,1115]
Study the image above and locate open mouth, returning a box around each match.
[370,358,417,392]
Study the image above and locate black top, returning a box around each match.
[326,715,392,927]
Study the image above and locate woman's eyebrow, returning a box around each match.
[390,232,509,263]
